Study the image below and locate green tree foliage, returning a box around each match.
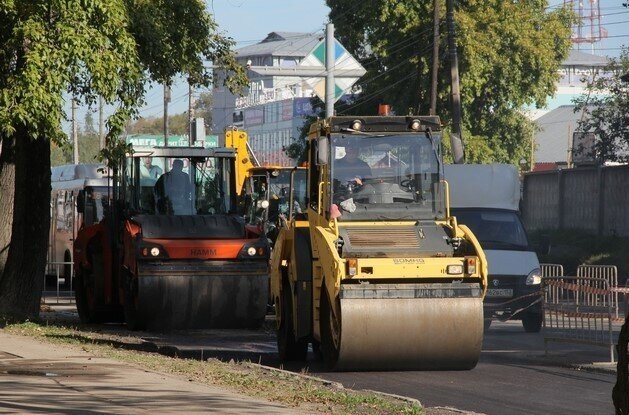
[194,91,213,129]
[0,0,247,320]
[284,97,324,164]
[573,48,629,163]
[127,113,190,135]
[126,91,213,136]
[326,0,573,165]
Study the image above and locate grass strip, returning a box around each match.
[3,322,423,415]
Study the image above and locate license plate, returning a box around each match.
[486,288,513,298]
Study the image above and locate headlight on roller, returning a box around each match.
[139,242,169,260]
[526,268,542,285]
[238,238,270,259]
[465,257,477,275]
[347,259,357,276]
[446,264,463,275]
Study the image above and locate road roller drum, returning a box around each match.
[324,283,484,370]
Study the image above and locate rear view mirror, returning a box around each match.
[317,136,328,165]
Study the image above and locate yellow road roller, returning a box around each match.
[270,115,488,370]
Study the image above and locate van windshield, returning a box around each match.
[452,209,529,250]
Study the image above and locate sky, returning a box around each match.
[64,1,331,136]
[65,0,628,137]
[132,1,331,120]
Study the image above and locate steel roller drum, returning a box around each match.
[333,283,484,371]
[135,260,268,331]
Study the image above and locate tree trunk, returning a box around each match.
[0,126,51,320]
[0,134,16,284]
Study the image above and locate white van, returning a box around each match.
[444,164,542,332]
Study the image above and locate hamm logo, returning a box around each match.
[190,248,217,257]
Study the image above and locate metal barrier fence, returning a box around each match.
[540,263,564,278]
[577,265,619,319]
[44,261,74,304]
[543,276,615,363]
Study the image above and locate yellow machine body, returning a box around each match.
[270,116,488,370]
[225,129,255,196]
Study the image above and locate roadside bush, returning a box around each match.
[529,229,629,283]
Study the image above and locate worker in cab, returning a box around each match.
[155,159,193,215]
[141,157,163,180]
[334,142,372,186]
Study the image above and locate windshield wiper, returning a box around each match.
[339,128,385,137]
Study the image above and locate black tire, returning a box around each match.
[74,272,90,324]
[613,318,629,414]
[123,271,146,331]
[484,318,492,331]
[311,339,321,359]
[522,312,543,333]
[74,268,105,324]
[320,289,340,370]
[277,280,308,361]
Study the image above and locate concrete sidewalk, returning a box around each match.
[0,331,301,414]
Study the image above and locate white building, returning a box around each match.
[532,50,611,170]
[213,32,323,166]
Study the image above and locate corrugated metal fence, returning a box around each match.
[522,165,629,236]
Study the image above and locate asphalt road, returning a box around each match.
[41,301,618,415]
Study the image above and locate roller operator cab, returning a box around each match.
[224,129,308,243]
[444,164,543,332]
[73,146,270,331]
[244,166,307,244]
[270,116,489,371]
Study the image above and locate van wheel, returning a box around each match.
[522,312,543,333]
[277,280,307,361]
[484,318,492,331]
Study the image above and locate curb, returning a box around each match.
[568,362,617,375]
[245,362,345,389]
[143,341,425,409]
[362,389,422,407]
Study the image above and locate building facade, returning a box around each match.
[532,50,611,170]
[213,32,322,166]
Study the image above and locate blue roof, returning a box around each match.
[236,32,322,58]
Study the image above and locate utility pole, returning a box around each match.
[72,97,79,164]
[99,96,105,150]
[245,24,365,119]
[188,82,195,145]
[446,0,465,164]
[164,84,171,147]
[429,0,440,116]
[325,23,335,118]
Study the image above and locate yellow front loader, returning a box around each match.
[270,116,488,370]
